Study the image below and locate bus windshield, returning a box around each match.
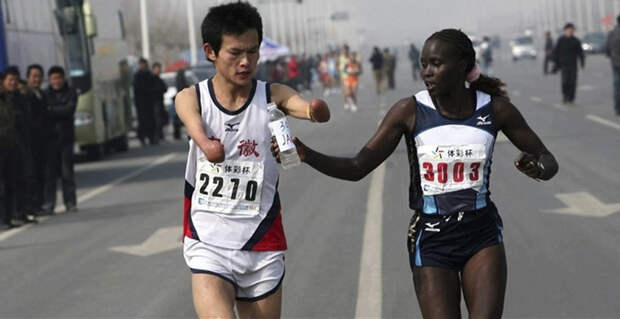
[55,4,91,92]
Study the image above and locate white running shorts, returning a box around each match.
[184,237,285,301]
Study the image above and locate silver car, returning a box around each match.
[510,36,537,61]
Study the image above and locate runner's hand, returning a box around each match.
[203,138,225,163]
[271,136,307,163]
[309,98,330,122]
[514,152,539,179]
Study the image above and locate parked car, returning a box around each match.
[582,32,607,54]
[510,36,537,61]
[191,64,216,81]
[160,70,199,111]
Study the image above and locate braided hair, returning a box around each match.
[427,29,507,97]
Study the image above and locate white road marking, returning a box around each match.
[109,226,183,256]
[496,131,509,143]
[543,192,620,217]
[530,96,543,102]
[552,103,569,111]
[0,152,179,242]
[586,114,620,131]
[578,85,596,91]
[354,162,385,319]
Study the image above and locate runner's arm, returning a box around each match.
[175,87,225,163]
[493,97,558,180]
[270,83,330,122]
[272,97,415,181]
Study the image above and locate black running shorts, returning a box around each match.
[407,202,504,270]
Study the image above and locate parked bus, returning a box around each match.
[1,0,131,159]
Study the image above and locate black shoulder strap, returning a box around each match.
[195,83,202,114]
[266,82,272,103]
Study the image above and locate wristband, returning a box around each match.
[307,105,314,122]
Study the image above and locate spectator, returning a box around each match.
[26,64,49,214]
[552,23,585,104]
[409,43,421,81]
[43,66,78,214]
[369,46,384,95]
[172,68,189,140]
[3,66,36,222]
[133,58,156,145]
[151,62,167,143]
[607,15,620,116]
[287,55,299,90]
[543,31,554,75]
[480,36,494,75]
[383,48,396,90]
[0,72,21,227]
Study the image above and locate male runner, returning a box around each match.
[175,3,329,318]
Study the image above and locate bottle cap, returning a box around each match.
[267,102,278,111]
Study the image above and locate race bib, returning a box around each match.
[417,144,487,196]
[194,158,264,216]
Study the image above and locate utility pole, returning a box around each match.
[140,0,150,60]
[268,0,279,43]
[599,0,606,31]
[586,0,595,32]
[576,0,585,34]
[187,0,197,66]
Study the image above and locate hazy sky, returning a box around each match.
[129,0,618,59]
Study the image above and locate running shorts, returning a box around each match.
[407,202,504,270]
[184,237,285,301]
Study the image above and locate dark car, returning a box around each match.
[582,32,607,54]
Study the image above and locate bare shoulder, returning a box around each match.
[385,96,416,131]
[175,86,198,109]
[176,86,197,101]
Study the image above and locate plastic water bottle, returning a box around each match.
[267,103,301,169]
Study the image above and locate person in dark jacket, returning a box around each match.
[0,72,22,227]
[606,15,620,116]
[552,23,585,104]
[133,58,156,146]
[43,66,78,214]
[172,68,189,140]
[543,31,554,75]
[26,64,49,214]
[3,66,37,223]
[151,62,167,142]
[369,47,384,96]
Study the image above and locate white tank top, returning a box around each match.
[183,79,287,251]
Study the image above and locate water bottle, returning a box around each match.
[267,103,301,169]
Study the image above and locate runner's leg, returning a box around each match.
[461,244,507,319]
[192,273,236,319]
[236,286,282,319]
[412,267,462,319]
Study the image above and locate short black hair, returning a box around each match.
[48,65,65,77]
[27,64,43,77]
[139,57,148,65]
[564,23,575,30]
[152,62,162,69]
[201,2,263,61]
[4,65,20,78]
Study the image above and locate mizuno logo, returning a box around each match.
[476,115,491,126]
[225,122,240,132]
[424,222,441,232]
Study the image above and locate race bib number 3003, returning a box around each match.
[194,160,264,216]
[417,144,487,196]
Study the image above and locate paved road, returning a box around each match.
[1,52,619,318]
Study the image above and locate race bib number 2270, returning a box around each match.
[194,160,264,216]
